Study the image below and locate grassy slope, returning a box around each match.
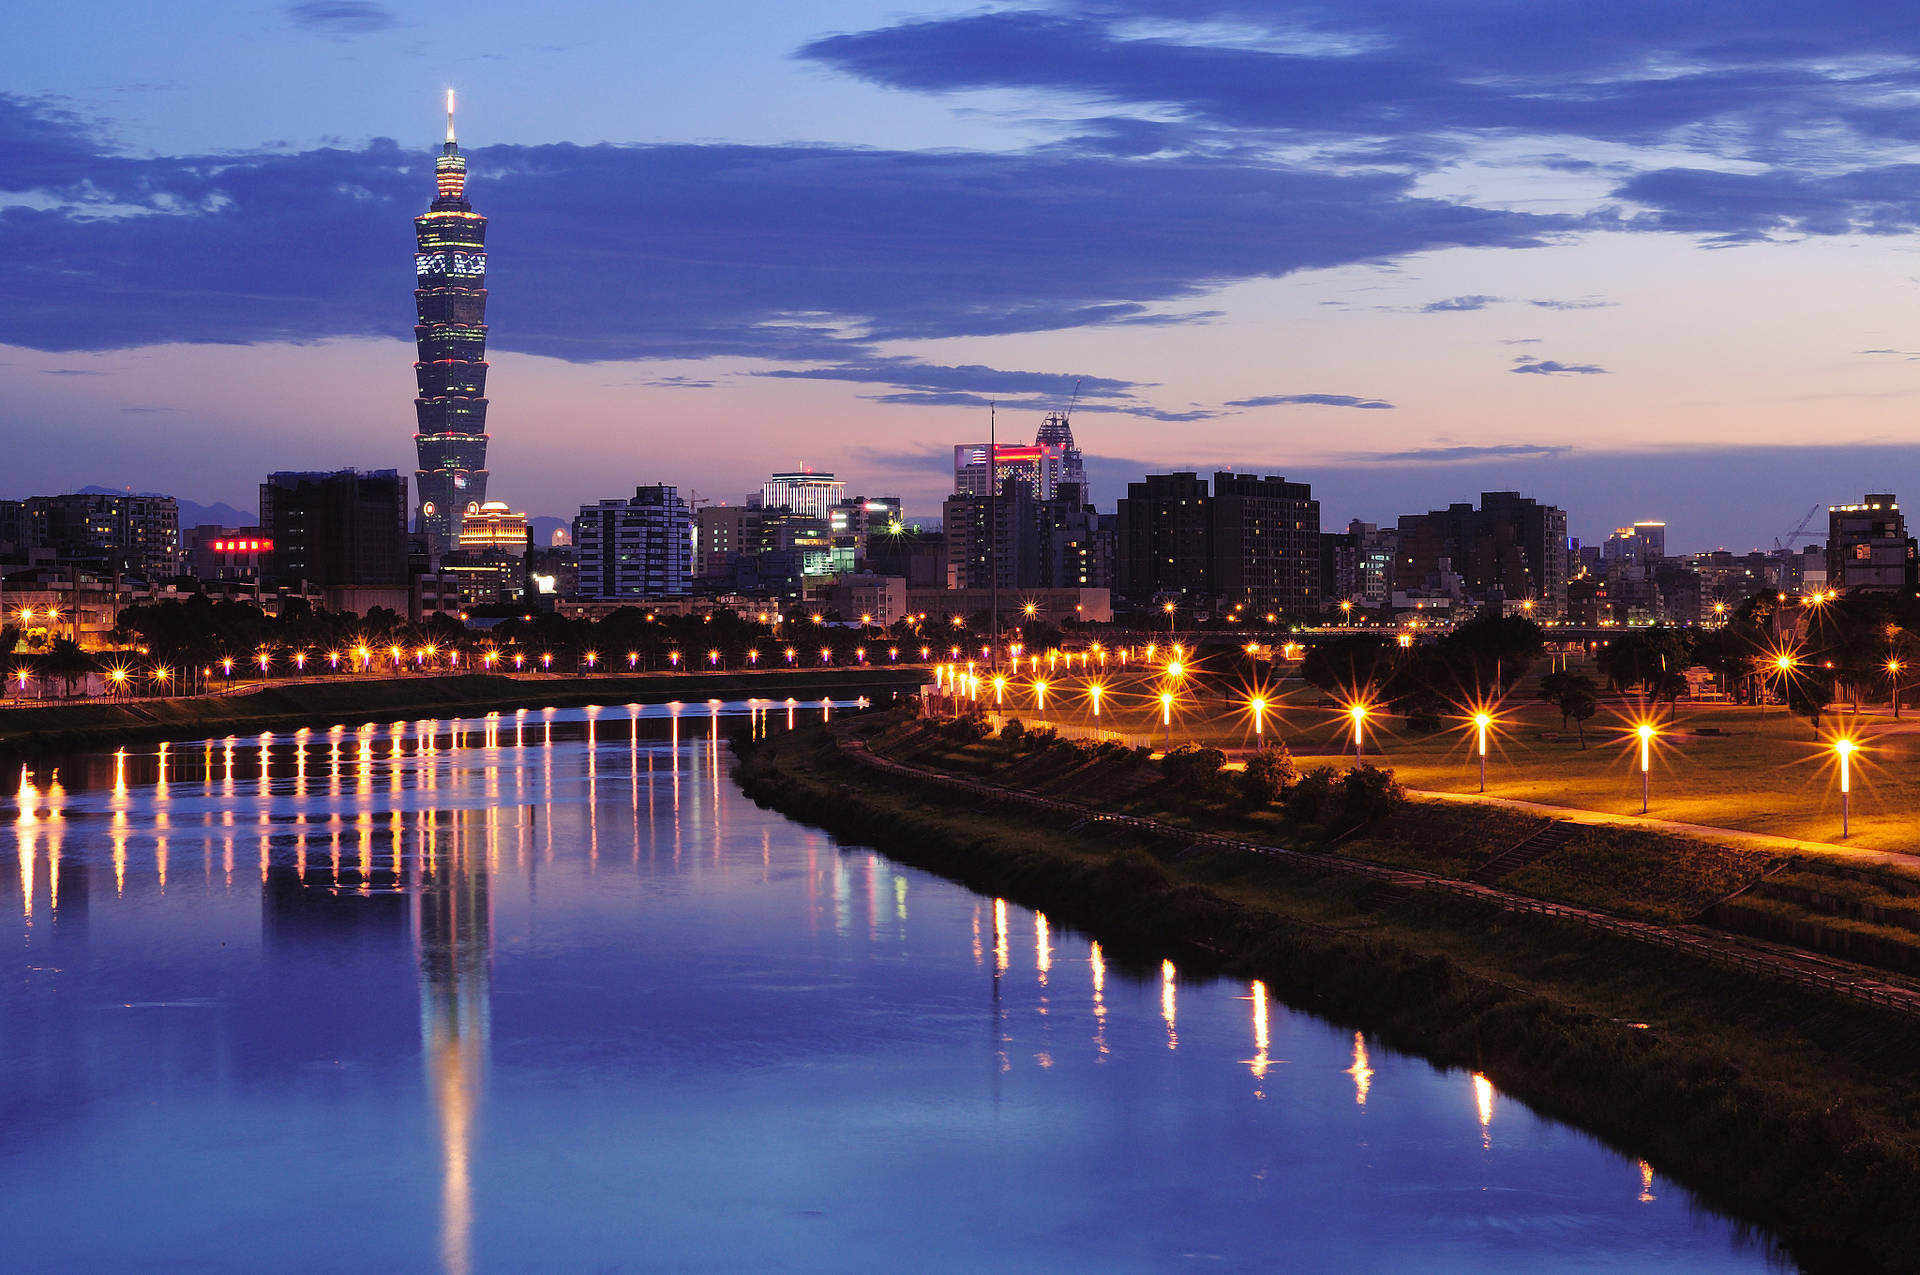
[736,714,1920,1274]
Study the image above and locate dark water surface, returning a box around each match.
[1,702,1779,1272]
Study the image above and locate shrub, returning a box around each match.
[1285,765,1342,823]
[1132,745,1155,766]
[999,717,1026,748]
[1027,726,1060,750]
[1238,743,1299,806]
[1341,763,1406,821]
[1162,742,1227,786]
[944,712,992,742]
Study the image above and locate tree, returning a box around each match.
[1647,666,1689,724]
[1785,674,1833,738]
[1299,634,1398,702]
[1538,670,1600,748]
[1239,744,1299,806]
[1594,625,1690,694]
[40,637,96,698]
[1437,611,1545,697]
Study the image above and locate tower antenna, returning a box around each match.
[446,88,456,144]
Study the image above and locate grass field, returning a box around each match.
[956,663,1920,852]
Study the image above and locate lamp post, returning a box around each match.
[1835,738,1857,837]
[1249,695,1268,739]
[1160,690,1173,750]
[1889,659,1904,720]
[1474,712,1491,792]
[1636,722,1656,814]
[1349,703,1368,760]
[1088,683,1103,719]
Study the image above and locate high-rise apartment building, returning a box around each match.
[413,92,491,550]
[1827,495,1914,593]
[16,492,181,579]
[760,471,846,519]
[1395,491,1568,617]
[259,470,408,589]
[572,485,693,600]
[1114,472,1213,604]
[1211,472,1321,617]
[694,505,752,579]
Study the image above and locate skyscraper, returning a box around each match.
[1035,411,1088,501]
[412,91,490,551]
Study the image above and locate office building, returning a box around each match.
[412,92,491,550]
[1034,411,1088,502]
[572,485,693,600]
[761,471,845,519]
[1828,495,1914,593]
[456,502,529,554]
[1603,521,1667,565]
[953,443,1067,502]
[259,470,409,599]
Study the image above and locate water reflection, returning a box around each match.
[1348,1032,1373,1106]
[418,812,491,1275]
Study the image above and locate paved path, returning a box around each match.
[1409,788,1920,870]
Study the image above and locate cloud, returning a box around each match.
[41,368,102,376]
[119,405,178,413]
[1224,393,1394,409]
[1528,297,1616,311]
[757,359,1135,400]
[1348,443,1573,463]
[1511,356,1609,376]
[0,93,1571,362]
[1421,296,1501,313]
[286,2,397,34]
[798,5,1920,157]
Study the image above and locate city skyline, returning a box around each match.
[9,3,1920,549]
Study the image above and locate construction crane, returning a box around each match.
[1773,504,1821,553]
[1065,377,1081,420]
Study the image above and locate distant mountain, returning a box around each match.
[76,485,255,528]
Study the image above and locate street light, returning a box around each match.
[1634,721,1657,814]
[1088,682,1103,718]
[1348,702,1369,760]
[1249,695,1268,738]
[1473,711,1492,792]
[1033,679,1048,712]
[1834,737,1858,837]
[1160,690,1174,749]
[1888,659,1905,719]
[993,674,1006,706]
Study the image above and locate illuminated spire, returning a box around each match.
[445,88,456,144]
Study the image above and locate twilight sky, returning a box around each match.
[6,0,1920,551]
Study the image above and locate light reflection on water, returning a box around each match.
[1,700,1780,1273]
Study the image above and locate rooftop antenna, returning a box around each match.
[445,88,457,144]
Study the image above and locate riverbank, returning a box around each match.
[0,667,925,762]
[734,709,1920,1274]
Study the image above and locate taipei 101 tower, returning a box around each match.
[412,90,490,550]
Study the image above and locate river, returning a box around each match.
[0,701,1780,1271]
